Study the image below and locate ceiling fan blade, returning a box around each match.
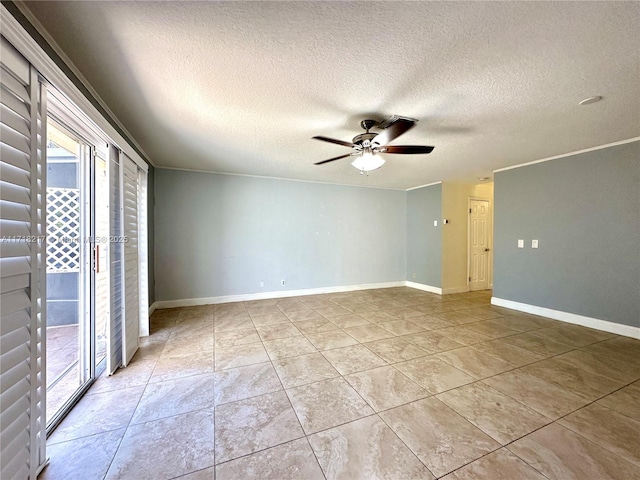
[373,118,416,146]
[314,153,353,165]
[381,145,435,154]
[312,136,354,148]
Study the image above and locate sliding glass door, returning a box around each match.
[45,111,109,431]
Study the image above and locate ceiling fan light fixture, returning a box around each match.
[351,150,385,172]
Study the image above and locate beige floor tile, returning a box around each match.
[213,315,253,332]
[87,359,156,395]
[483,370,588,419]
[250,311,290,326]
[403,330,464,353]
[304,330,358,350]
[345,366,428,411]
[214,362,282,405]
[442,448,547,480]
[394,356,475,394]
[263,336,317,359]
[321,344,388,375]
[530,324,614,347]
[309,415,434,480]
[462,320,522,339]
[105,409,215,480]
[294,318,340,334]
[554,349,640,383]
[277,303,312,316]
[501,332,575,357]
[315,305,353,318]
[487,315,548,332]
[598,381,640,421]
[243,299,276,307]
[214,327,260,348]
[558,403,640,466]
[343,324,396,343]
[379,397,500,477]
[131,373,215,424]
[458,307,507,321]
[435,310,482,324]
[436,382,550,444]
[179,467,215,479]
[171,321,215,339]
[246,304,281,316]
[161,332,214,358]
[407,315,453,330]
[41,429,125,480]
[343,302,381,314]
[378,319,425,335]
[285,309,325,322]
[214,391,304,463]
[364,337,429,363]
[272,353,340,388]
[49,386,144,444]
[436,347,513,379]
[326,313,371,328]
[471,339,543,367]
[255,322,302,341]
[356,310,399,324]
[435,326,492,345]
[216,438,324,480]
[521,357,626,400]
[385,307,425,320]
[286,377,374,434]
[509,423,640,480]
[215,342,269,371]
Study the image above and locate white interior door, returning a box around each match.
[469,199,491,291]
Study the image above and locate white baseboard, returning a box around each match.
[149,302,157,317]
[405,281,442,295]
[442,286,470,295]
[491,297,640,339]
[155,281,406,309]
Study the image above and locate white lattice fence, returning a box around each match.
[47,188,80,272]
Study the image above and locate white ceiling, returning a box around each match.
[22,1,640,189]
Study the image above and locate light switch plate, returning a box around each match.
[517,239,524,248]
[532,239,539,249]
[433,220,438,226]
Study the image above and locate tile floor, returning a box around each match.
[42,288,640,480]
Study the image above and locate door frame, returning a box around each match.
[467,196,493,291]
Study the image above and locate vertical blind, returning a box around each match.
[0,35,47,479]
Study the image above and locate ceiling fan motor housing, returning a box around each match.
[352,132,378,146]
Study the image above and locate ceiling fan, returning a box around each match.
[312,116,434,173]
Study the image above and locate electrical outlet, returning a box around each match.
[259,281,264,288]
[281,279,286,286]
[517,239,524,248]
[412,273,416,279]
[532,239,539,249]
[433,220,438,226]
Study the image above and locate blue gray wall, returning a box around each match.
[494,141,640,327]
[406,184,442,287]
[154,170,407,301]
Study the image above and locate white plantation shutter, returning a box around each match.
[121,154,139,366]
[0,35,47,479]
[107,145,123,374]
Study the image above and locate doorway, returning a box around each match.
[45,115,110,431]
[468,198,491,291]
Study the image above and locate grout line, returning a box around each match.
[50,289,639,479]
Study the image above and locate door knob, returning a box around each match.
[484,248,490,252]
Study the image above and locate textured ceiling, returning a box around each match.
[21,1,640,189]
